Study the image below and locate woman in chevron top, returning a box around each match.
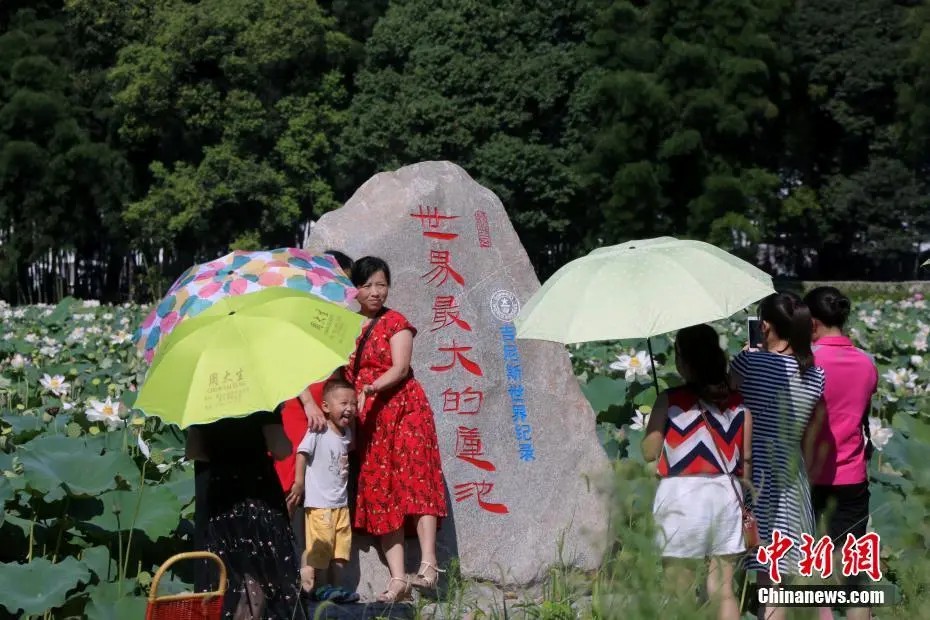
[643,324,752,620]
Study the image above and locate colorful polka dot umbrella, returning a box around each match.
[134,248,357,363]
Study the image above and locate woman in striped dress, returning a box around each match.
[730,292,826,620]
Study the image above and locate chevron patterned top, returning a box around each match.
[656,386,746,477]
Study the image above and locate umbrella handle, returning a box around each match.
[646,337,660,393]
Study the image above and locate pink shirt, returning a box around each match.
[812,335,878,485]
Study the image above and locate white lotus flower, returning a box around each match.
[38,345,60,358]
[9,354,27,369]
[82,300,100,308]
[868,417,893,452]
[61,400,74,411]
[156,457,188,474]
[102,313,113,321]
[883,368,918,389]
[110,330,133,345]
[85,398,124,430]
[136,432,151,459]
[24,333,38,343]
[912,355,924,367]
[630,409,647,431]
[609,351,659,381]
[40,374,71,397]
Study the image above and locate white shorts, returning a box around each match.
[653,475,746,559]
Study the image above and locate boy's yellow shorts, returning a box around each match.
[304,507,351,569]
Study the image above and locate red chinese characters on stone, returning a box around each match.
[455,426,495,472]
[421,250,465,287]
[474,210,491,248]
[410,205,459,240]
[441,387,483,415]
[431,295,472,332]
[430,341,483,376]
[841,532,882,581]
[755,529,795,584]
[453,481,509,514]
[798,534,835,579]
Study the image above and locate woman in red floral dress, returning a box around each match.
[344,256,448,603]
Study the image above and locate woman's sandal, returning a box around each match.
[376,576,411,603]
[409,561,446,590]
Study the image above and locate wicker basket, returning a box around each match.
[145,552,227,620]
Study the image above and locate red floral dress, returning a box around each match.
[345,308,448,536]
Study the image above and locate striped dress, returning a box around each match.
[731,351,825,576]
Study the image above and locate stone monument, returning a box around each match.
[306,161,609,595]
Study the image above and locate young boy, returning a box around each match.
[289,376,359,603]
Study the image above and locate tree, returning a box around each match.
[108,0,354,278]
[0,7,129,302]
[339,0,596,274]
[571,0,790,256]
[781,0,927,277]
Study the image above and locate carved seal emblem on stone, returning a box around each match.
[490,289,520,322]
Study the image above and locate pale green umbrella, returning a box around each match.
[515,236,775,387]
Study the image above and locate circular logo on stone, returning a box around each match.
[490,290,520,322]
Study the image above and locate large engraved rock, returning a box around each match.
[306,161,609,593]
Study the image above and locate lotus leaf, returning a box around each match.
[151,573,196,596]
[1,413,45,440]
[632,386,658,408]
[870,471,914,495]
[881,432,930,489]
[47,297,77,323]
[1,512,52,539]
[86,485,182,540]
[581,376,628,414]
[0,479,12,514]
[19,435,137,497]
[595,423,621,459]
[84,596,148,620]
[623,434,645,463]
[0,556,91,615]
[83,578,139,602]
[162,470,194,505]
[80,546,117,581]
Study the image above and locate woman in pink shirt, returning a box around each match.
[804,287,878,620]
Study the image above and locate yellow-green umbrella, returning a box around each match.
[135,287,364,429]
[515,237,775,386]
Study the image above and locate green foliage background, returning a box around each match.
[1,0,929,301]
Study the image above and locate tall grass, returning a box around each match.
[413,458,930,619]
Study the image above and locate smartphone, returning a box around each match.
[747,317,764,350]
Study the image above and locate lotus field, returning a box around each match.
[0,295,928,618]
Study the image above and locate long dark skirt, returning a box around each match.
[204,459,306,620]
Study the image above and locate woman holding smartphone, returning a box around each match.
[730,292,826,620]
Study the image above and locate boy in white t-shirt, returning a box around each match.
[289,376,358,602]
